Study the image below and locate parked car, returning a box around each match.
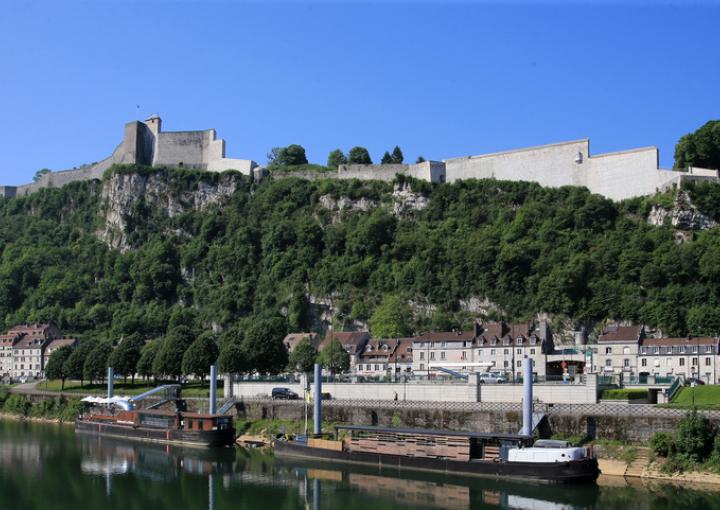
[478,372,507,384]
[271,387,299,400]
[685,378,706,386]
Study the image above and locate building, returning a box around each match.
[0,331,22,380]
[6,323,63,380]
[412,330,477,376]
[389,339,413,376]
[44,337,78,359]
[319,331,370,374]
[282,333,319,354]
[639,336,720,384]
[593,325,645,378]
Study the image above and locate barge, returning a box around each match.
[274,426,599,484]
[75,369,236,447]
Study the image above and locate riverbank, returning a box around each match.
[0,412,72,425]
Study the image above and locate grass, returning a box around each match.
[37,380,224,399]
[662,385,720,410]
[237,418,344,438]
[600,388,649,400]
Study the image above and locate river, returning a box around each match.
[0,420,717,510]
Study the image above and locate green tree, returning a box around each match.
[152,325,195,380]
[108,334,144,384]
[266,147,281,166]
[348,146,372,165]
[675,411,714,461]
[217,341,248,375]
[181,333,219,381]
[674,120,720,170]
[415,156,425,163]
[63,340,96,387]
[137,340,160,382]
[327,149,347,168]
[83,342,113,384]
[275,144,308,166]
[242,318,288,374]
[288,336,318,373]
[33,169,51,182]
[369,295,412,338]
[381,151,393,164]
[45,345,73,390]
[391,146,404,164]
[686,306,720,336]
[318,338,350,374]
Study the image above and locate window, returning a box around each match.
[477,350,482,357]
[692,358,698,366]
[516,348,522,354]
[693,346,698,354]
[419,342,425,348]
[623,359,630,368]
[441,341,447,348]
[654,347,660,354]
[654,358,660,367]
[706,346,712,354]
[605,359,612,367]
[680,346,686,354]
[705,357,712,366]
[430,352,435,360]
[419,363,425,370]
[516,338,522,345]
[419,352,425,360]
[605,347,612,354]
[517,360,522,368]
[641,358,647,367]
[503,349,509,355]
[374,364,379,371]
[461,351,467,360]
[641,347,647,354]
[623,347,630,354]
[503,361,509,368]
[530,348,536,355]
[440,352,446,360]
[490,349,496,355]
[680,358,685,366]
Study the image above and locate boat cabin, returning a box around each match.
[84,408,232,432]
[335,425,533,462]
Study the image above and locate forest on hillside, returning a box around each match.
[2,164,720,351]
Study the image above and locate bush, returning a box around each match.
[59,399,87,422]
[600,389,649,400]
[3,394,31,416]
[650,431,674,457]
[676,411,714,461]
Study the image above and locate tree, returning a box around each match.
[381,151,393,164]
[369,295,412,338]
[83,342,113,385]
[348,146,372,165]
[676,411,714,461]
[266,147,281,166]
[109,334,144,384]
[288,336,318,373]
[674,120,720,170]
[327,149,347,168]
[181,333,219,381]
[391,146,404,164]
[318,338,350,374]
[275,144,308,166]
[217,341,248,375]
[63,340,96,387]
[45,345,73,390]
[242,318,288,374]
[152,325,195,380]
[137,340,160,381]
[33,169,51,182]
[415,156,426,163]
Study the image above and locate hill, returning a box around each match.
[1,165,720,343]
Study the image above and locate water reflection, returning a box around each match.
[0,421,719,510]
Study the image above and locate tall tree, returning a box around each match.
[327,149,348,168]
[288,337,318,373]
[347,146,372,165]
[217,341,248,375]
[369,295,412,338]
[275,144,308,166]
[63,340,96,387]
[109,334,144,384]
[181,333,219,381]
[152,325,195,380]
[45,345,74,390]
[83,342,113,385]
[137,340,160,382]
[391,146,404,164]
[415,156,426,163]
[318,338,350,374]
[381,151,393,164]
[674,120,720,170]
[242,318,288,374]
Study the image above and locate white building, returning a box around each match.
[639,336,720,384]
[592,325,644,378]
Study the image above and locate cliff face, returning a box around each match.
[98,171,242,251]
[647,191,716,233]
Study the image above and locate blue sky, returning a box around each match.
[1,1,718,185]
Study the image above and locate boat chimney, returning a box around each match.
[313,363,322,437]
[107,366,114,399]
[521,357,533,436]
[209,365,217,415]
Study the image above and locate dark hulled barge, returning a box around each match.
[274,426,599,483]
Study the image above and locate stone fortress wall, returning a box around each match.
[3,115,719,201]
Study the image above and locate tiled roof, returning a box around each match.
[642,336,718,347]
[14,336,48,349]
[44,338,78,351]
[320,331,370,354]
[413,331,475,342]
[598,325,643,343]
[283,333,319,352]
[389,339,413,363]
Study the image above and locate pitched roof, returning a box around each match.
[598,325,644,343]
[14,335,48,349]
[389,339,413,363]
[44,338,78,352]
[642,336,718,347]
[283,333,319,352]
[359,339,397,361]
[0,332,22,347]
[320,331,370,354]
[413,331,475,342]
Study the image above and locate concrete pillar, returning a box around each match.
[313,363,322,437]
[107,367,114,399]
[521,357,533,436]
[469,372,480,402]
[585,373,598,403]
[223,374,233,399]
[209,365,217,415]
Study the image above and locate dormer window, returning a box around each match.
[516,337,523,345]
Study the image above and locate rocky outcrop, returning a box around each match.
[98,171,242,251]
[391,181,429,214]
[647,191,716,231]
[318,194,377,213]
